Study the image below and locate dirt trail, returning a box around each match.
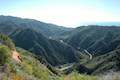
[12,50,22,63]
[64,75,70,80]
[64,74,72,80]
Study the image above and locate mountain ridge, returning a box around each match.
[0,15,72,37]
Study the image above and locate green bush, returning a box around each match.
[0,34,15,50]
[0,45,11,65]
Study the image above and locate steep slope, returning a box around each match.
[0,34,59,80]
[10,29,79,66]
[0,15,72,37]
[0,45,57,80]
[65,26,120,54]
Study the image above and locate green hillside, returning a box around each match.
[0,32,99,80]
[84,49,120,74]
[10,29,79,66]
[0,34,15,50]
[0,34,57,80]
[65,26,120,55]
[67,48,120,76]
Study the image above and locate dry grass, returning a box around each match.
[98,71,120,80]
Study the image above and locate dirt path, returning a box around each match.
[12,50,22,63]
[64,74,73,80]
[64,75,70,80]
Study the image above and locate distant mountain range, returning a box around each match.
[79,22,120,26]
[0,15,72,37]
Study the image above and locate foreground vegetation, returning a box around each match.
[0,45,54,80]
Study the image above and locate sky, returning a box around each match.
[0,0,120,27]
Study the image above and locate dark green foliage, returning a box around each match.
[0,33,15,50]
[115,51,120,70]
[11,29,79,66]
[0,34,14,65]
[66,49,120,75]
[0,45,11,65]
[65,26,120,55]
[73,63,92,74]
[81,49,120,74]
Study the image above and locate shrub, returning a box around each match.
[0,45,11,65]
[11,73,25,80]
[0,34,15,50]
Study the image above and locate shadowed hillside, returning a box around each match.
[10,29,79,66]
[65,26,120,55]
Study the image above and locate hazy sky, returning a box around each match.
[0,0,120,27]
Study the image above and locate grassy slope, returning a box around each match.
[0,34,56,80]
[0,45,57,80]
